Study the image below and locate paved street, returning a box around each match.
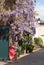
[1,48,44,65]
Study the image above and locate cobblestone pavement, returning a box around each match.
[1,48,44,65]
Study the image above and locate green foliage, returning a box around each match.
[21,31,33,53]
[29,44,34,52]
[34,37,43,47]
[20,31,33,53]
[29,36,32,41]
[26,44,34,53]
[23,32,29,42]
[21,39,28,54]
[23,31,33,44]
[21,43,26,53]
[16,48,20,57]
[29,35,32,44]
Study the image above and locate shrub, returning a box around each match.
[21,31,34,53]
[26,44,34,53]
[34,37,43,47]
[21,39,29,54]
[21,43,27,53]
[29,44,34,52]
[23,31,33,44]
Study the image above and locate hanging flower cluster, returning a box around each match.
[0,0,36,38]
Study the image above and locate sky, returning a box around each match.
[35,0,44,20]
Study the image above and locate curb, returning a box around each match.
[0,48,41,65]
[17,48,41,59]
[33,48,41,52]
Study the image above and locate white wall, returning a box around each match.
[36,24,44,42]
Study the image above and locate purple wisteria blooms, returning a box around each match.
[0,0,36,36]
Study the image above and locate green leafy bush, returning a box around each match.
[26,44,34,53]
[34,37,43,47]
[21,43,27,54]
[21,31,34,53]
[29,44,34,52]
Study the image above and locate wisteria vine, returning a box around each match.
[0,0,36,43]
